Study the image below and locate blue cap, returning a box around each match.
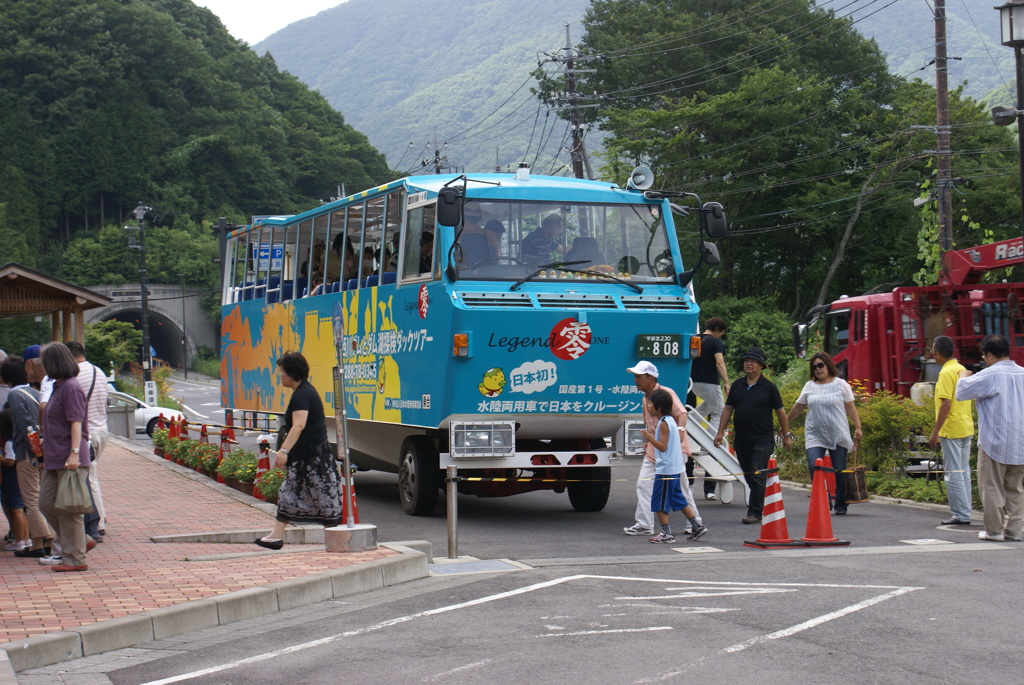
[22,344,41,361]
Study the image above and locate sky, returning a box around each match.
[195,0,346,44]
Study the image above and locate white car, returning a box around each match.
[107,390,185,437]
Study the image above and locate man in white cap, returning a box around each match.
[623,361,701,536]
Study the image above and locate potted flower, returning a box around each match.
[196,443,220,477]
[255,467,286,503]
[152,428,169,458]
[216,451,240,487]
[231,449,258,496]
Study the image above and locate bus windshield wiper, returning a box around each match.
[510,261,643,293]
[510,261,588,291]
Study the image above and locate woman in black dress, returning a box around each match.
[255,352,341,550]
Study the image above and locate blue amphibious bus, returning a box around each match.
[220,166,726,515]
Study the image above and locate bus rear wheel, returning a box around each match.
[398,436,440,516]
[567,466,611,512]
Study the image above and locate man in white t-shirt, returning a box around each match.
[66,341,109,541]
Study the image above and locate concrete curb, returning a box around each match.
[0,542,430,674]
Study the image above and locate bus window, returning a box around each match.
[459,201,674,282]
[402,204,436,281]
[825,309,851,356]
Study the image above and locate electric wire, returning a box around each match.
[596,0,894,99]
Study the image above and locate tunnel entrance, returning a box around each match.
[101,309,187,370]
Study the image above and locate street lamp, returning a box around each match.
[130,202,153,383]
[177,272,188,380]
[995,0,1024,242]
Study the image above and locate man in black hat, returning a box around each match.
[714,347,792,524]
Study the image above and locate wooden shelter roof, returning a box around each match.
[0,263,112,317]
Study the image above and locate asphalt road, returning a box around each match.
[73,376,1020,684]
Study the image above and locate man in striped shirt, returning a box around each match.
[955,334,1024,542]
[66,341,109,542]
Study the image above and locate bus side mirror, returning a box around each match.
[700,241,720,266]
[436,187,463,227]
[792,323,808,359]
[702,202,727,239]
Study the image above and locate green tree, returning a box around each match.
[84,320,143,373]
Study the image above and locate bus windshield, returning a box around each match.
[455,200,676,283]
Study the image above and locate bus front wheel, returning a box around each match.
[398,436,440,516]
[567,466,611,512]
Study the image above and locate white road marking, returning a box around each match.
[180,404,207,419]
[721,586,921,653]
[537,627,672,638]
[616,588,797,600]
[422,659,493,682]
[138,573,923,685]
[201,402,222,407]
[138,575,585,685]
[900,539,954,545]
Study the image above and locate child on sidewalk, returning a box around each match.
[641,389,708,544]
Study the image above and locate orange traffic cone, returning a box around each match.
[822,453,837,506]
[801,458,850,547]
[199,424,209,444]
[253,437,270,501]
[340,467,359,524]
[745,458,806,548]
[178,418,189,441]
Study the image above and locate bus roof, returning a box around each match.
[229,172,651,238]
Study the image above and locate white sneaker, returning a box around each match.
[623,524,654,536]
[978,531,1005,542]
[5,540,29,551]
[38,555,64,565]
[706,493,717,501]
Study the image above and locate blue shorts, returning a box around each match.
[0,463,25,510]
[651,473,689,514]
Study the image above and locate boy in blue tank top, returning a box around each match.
[642,389,709,543]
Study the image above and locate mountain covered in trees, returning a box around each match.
[256,0,1011,176]
[255,0,592,175]
[0,0,391,282]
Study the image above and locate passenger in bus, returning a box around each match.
[483,220,505,252]
[564,236,606,267]
[325,236,342,281]
[308,271,325,296]
[521,213,566,266]
[301,241,325,278]
[419,232,434,273]
[255,352,341,550]
[460,205,499,261]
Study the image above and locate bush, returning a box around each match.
[255,467,287,499]
[217,448,258,483]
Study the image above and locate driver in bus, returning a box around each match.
[419,232,434,273]
[521,213,566,266]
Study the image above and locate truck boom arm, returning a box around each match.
[940,237,1024,286]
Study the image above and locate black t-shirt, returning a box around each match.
[690,334,724,384]
[284,380,329,454]
[725,375,783,443]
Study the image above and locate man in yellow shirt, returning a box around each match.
[928,335,974,525]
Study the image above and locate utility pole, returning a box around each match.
[934,0,954,254]
[541,24,599,179]
[565,25,584,180]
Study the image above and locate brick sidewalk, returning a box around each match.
[0,440,395,644]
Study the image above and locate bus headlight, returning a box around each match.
[450,421,516,458]
[623,420,646,457]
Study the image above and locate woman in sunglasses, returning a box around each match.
[785,352,862,514]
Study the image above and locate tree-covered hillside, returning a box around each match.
[256,0,591,174]
[0,0,391,277]
[257,0,1012,175]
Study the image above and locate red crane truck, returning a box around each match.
[793,236,1024,398]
